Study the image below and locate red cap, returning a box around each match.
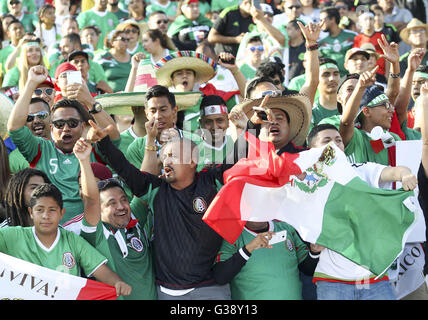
[38,75,55,88]
[54,62,78,92]
[78,162,113,180]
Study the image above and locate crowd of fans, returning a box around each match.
[0,0,428,301]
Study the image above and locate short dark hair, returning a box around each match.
[320,6,341,24]
[145,85,176,109]
[319,57,338,67]
[247,35,262,44]
[255,60,285,85]
[30,97,50,111]
[51,99,91,123]
[29,183,63,210]
[416,65,428,74]
[245,76,276,99]
[63,32,81,47]
[307,123,339,147]
[7,19,23,30]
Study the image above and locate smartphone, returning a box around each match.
[252,106,268,121]
[252,0,261,10]
[268,230,287,245]
[67,70,82,84]
[219,56,235,65]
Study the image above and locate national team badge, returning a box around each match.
[63,252,76,269]
[130,237,144,252]
[193,197,207,214]
[286,239,294,251]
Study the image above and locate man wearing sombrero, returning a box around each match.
[153,50,247,132]
[399,18,428,76]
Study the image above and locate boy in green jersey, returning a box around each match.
[0,183,132,297]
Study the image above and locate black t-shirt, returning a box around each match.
[288,42,306,81]
[212,6,255,56]
[97,136,233,289]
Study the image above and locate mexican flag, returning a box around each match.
[203,133,417,276]
[0,252,117,300]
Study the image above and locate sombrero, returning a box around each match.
[400,18,428,45]
[231,94,312,146]
[0,92,15,139]
[115,19,149,42]
[95,58,201,116]
[153,51,217,88]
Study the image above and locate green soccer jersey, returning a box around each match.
[77,9,119,50]
[18,12,38,32]
[401,120,421,141]
[1,0,36,14]
[146,0,178,18]
[8,147,29,173]
[119,126,139,155]
[311,101,340,126]
[215,221,309,300]
[319,30,356,77]
[345,128,401,165]
[199,135,235,169]
[0,45,14,76]
[0,226,108,277]
[8,126,120,223]
[239,63,257,80]
[2,66,19,87]
[94,51,131,92]
[66,210,156,300]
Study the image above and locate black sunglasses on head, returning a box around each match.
[51,118,81,129]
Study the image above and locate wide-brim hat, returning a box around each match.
[230,94,312,146]
[345,47,370,63]
[360,42,380,60]
[0,92,15,139]
[116,19,149,42]
[153,51,217,88]
[400,18,428,45]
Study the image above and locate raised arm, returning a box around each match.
[378,34,400,105]
[297,21,324,105]
[394,48,425,125]
[420,83,428,176]
[73,137,101,226]
[218,51,246,98]
[7,65,48,132]
[140,117,162,174]
[125,52,146,93]
[250,6,285,47]
[340,66,378,146]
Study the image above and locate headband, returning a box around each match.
[201,105,228,116]
[320,63,339,71]
[413,71,428,80]
[367,93,389,107]
[23,41,40,48]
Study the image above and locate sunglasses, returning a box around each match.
[157,19,168,25]
[98,178,122,190]
[34,88,54,96]
[27,110,49,122]
[51,118,81,129]
[287,5,301,9]
[115,37,130,42]
[9,1,20,5]
[249,45,264,52]
[259,90,282,98]
[124,28,139,34]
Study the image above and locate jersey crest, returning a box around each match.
[62,252,76,269]
[193,197,207,214]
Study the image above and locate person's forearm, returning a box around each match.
[4,46,20,71]
[212,248,250,285]
[300,45,319,105]
[340,84,364,145]
[255,19,285,47]
[79,157,101,226]
[394,67,414,124]
[380,165,411,183]
[140,137,161,174]
[7,79,38,132]
[208,30,238,45]
[125,65,138,93]
[91,110,121,141]
[230,67,247,97]
[92,264,124,287]
[385,61,400,105]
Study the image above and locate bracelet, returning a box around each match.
[145,144,157,151]
[390,73,400,78]
[306,43,319,51]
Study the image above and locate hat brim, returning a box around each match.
[94,91,202,116]
[400,24,428,45]
[0,93,15,139]
[231,94,312,146]
[346,50,370,62]
[155,56,216,88]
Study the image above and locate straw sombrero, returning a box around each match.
[115,19,149,42]
[231,94,312,146]
[153,51,217,88]
[95,58,201,116]
[400,18,428,45]
[0,92,15,139]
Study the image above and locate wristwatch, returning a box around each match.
[89,102,102,114]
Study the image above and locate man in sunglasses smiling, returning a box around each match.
[7,65,120,223]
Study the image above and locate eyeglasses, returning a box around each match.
[114,37,130,42]
[287,5,301,10]
[157,19,169,25]
[124,28,139,34]
[249,45,264,52]
[27,110,49,122]
[410,28,426,35]
[51,118,81,129]
[34,88,54,96]
[373,101,394,111]
[9,1,20,5]
[98,178,122,190]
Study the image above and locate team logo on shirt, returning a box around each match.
[62,252,76,269]
[193,197,207,214]
[130,237,144,252]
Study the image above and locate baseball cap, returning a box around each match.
[78,162,113,180]
[360,85,389,109]
[68,50,89,63]
[345,47,370,63]
[54,62,78,80]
